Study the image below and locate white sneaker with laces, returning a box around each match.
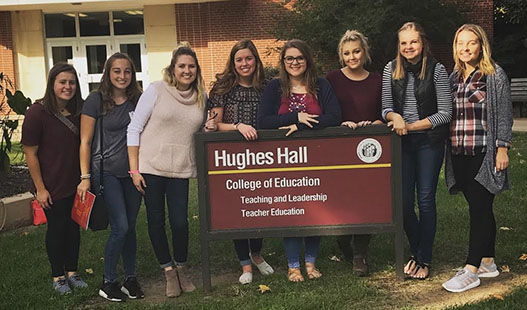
[442,267,480,293]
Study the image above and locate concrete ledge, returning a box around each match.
[0,191,34,231]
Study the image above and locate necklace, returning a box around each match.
[288,93,307,112]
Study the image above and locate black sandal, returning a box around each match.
[404,256,418,276]
[411,262,430,280]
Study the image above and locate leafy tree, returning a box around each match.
[494,0,527,77]
[273,0,464,72]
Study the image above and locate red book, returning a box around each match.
[71,191,96,231]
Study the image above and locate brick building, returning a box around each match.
[0,0,493,108]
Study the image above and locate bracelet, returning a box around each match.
[128,170,140,175]
[80,174,91,180]
[234,122,241,130]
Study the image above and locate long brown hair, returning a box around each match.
[453,24,495,77]
[39,62,83,115]
[210,40,265,96]
[98,52,142,113]
[162,42,206,109]
[279,39,318,96]
[393,22,433,80]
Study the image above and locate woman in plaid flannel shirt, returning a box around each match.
[442,24,513,293]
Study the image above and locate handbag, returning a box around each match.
[88,96,109,231]
[32,199,47,226]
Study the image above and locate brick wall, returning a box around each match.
[175,0,289,88]
[0,11,15,115]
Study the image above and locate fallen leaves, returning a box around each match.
[491,294,504,300]
[328,255,341,262]
[520,254,527,261]
[499,226,512,231]
[85,268,94,274]
[500,265,510,273]
[258,284,271,294]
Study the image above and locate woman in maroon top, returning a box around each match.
[326,30,383,276]
[22,63,86,295]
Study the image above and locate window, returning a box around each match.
[45,14,76,38]
[113,11,144,35]
[79,12,110,36]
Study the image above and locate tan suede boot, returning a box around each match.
[165,268,181,298]
[176,265,196,293]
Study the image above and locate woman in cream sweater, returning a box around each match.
[127,43,215,298]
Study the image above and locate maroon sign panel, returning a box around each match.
[206,136,392,231]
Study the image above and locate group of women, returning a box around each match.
[22,21,512,299]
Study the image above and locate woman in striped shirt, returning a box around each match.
[382,22,452,279]
[442,24,512,293]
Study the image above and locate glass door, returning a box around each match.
[114,37,149,90]
[79,39,112,95]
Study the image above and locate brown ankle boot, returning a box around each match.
[165,268,181,298]
[176,265,196,293]
[352,256,369,277]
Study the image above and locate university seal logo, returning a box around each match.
[356,138,382,163]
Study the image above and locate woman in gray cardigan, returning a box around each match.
[442,24,513,293]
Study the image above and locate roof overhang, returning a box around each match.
[0,0,227,13]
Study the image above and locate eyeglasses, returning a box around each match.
[283,56,306,64]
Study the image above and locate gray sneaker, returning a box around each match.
[477,262,499,278]
[67,273,88,289]
[53,278,72,295]
[442,268,480,293]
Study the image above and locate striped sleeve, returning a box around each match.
[381,62,394,121]
[427,63,452,128]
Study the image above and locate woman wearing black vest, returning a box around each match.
[382,22,452,279]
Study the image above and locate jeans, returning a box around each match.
[452,153,496,267]
[143,174,189,268]
[233,239,263,266]
[401,133,444,264]
[43,194,80,277]
[92,172,142,283]
[284,236,321,268]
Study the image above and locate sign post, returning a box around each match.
[195,126,404,292]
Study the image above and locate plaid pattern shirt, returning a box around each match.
[450,69,487,155]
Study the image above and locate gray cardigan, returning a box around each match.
[445,65,513,195]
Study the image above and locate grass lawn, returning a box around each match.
[6,141,25,166]
[0,133,526,310]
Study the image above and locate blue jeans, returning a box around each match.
[401,133,444,264]
[143,174,189,268]
[93,172,142,283]
[284,236,321,268]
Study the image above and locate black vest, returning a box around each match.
[390,58,448,144]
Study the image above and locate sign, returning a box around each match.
[195,126,404,291]
[207,136,392,230]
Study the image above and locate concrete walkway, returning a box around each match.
[513,118,527,132]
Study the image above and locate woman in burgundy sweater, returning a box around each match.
[326,30,383,276]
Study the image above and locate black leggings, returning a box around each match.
[43,194,80,277]
[452,153,496,268]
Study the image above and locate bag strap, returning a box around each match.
[53,111,79,137]
[98,93,104,194]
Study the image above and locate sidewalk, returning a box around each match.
[513,118,527,132]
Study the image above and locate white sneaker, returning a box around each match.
[251,255,274,276]
[239,272,253,285]
[442,268,480,293]
[477,262,499,278]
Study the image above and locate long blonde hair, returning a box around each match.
[453,24,495,76]
[393,22,432,80]
[162,42,206,109]
[337,30,371,67]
